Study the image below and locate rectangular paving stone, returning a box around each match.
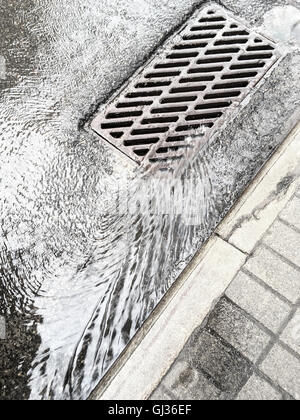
[160,360,222,400]
[260,344,300,399]
[188,329,253,395]
[208,297,271,362]
[280,195,300,231]
[226,271,291,333]
[280,308,300,356]
[263,220,300,268]
[0,316,5,340]
[236,374,282,400]
[244,245,300,304]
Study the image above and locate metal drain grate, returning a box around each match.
[91,4,280,174]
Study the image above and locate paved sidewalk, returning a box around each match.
[151,187,300,400]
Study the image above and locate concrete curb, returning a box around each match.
[217,122,300,252]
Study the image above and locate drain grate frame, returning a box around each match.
[91,3,281,175]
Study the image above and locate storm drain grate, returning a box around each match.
[91,4,280,174]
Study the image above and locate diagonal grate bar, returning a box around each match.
[91,3,281,175]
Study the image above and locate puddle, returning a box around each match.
[261,5,300,45]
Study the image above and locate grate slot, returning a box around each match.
[247,45,274,51]
[204,91,241,99]
[221,71,258,79]
[157,145,192,154]
[183,33,216,40]
[195,101,231,110]
[199,16,226,23]
[188,66,224,73]
[191,24,226,31]
[155,61,190,69]
[166,135,186,143]
[125,90,163,98]
[223,30,249,36]
[238,53,273,61]
[91,4,280,172]
[167,52,199,59]
[213,81,249,89]
[170,85,206,94]
[145,71,181,79]
[149,156,183,163]
[151,106,188,114]
[185,112,223,121]
[173,43,207,50]
[179,75,215,83]
[124,138,159,146]
[141,116,179,125]
[161,95,198,104]
[111,132,124,139]
[133,149,149,156]
[205,47,240,55]
[215,38,248,45]
[230,62,265,70]
[101,121,133,129]
[135,81,171,88]
[175,122,214,133]
[106,111,143,119]
[116,101,153,108]
[197,57,232,64]
[131,127,169,136]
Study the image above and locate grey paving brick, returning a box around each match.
[207,297,271,362]
[236,374,282,400]
[226,271,291,333]
[264,220,300,268]
[280,308,300,356]
[188,329,252,395]
[244,245,300,303]
[0,316,5,340]
[149,385,174,400]
[161,360,222,400]
[280,195,300,230]
[260,344,300,399]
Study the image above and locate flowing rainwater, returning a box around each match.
[1,0,299,400]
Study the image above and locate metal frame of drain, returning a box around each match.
[91,2,281,176]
